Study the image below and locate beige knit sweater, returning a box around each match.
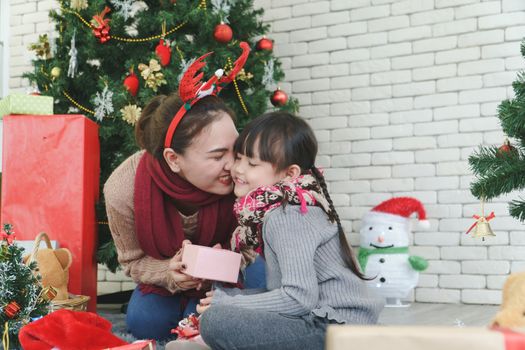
[104,151,198,294]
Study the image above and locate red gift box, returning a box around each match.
[1,114,100,311]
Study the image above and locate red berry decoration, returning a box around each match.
[4,301,21,319]
[270,88,288,107]
[155,39,172,67]
[123,68,139,97]
[256,37,273,51]
[497,138,518,158]
[214,22,233,44]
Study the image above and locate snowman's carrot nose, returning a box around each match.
[377,235,385,243]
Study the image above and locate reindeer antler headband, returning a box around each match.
[164,41,251,149]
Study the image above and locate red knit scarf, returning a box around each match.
[134,152,236,295]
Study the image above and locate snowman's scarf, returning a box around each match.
[231,174,331,267]
[358,246,409,271]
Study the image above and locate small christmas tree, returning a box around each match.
[25,0,297,271]
[469,40,525,222]
[0,224,50,349]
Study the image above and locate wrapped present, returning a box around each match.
[1,114,99,311]
[325,325,525,350]
[0,93,53,118]
[181,244,242,283]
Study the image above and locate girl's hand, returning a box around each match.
[169,240,202,291]
[197,290,214,314]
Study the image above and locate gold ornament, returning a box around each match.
[28,34,52,60]
[40,286,58,302]
[466,199,496,241]
[120,105,142,126]
[235,68,253,82]
[70,0,88,11]
[51,67,61,79]
[138,59,167,92]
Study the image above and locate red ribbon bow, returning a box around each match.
[92,6,111,44]
[1,231,15,245]
[466,211,495,234]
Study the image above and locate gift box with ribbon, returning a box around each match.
[0,93,53,119]
[325,325,525,350]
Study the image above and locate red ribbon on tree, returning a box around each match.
[466,211,495,234]
[4,301,21,319]
[0,231,15,245]
[91,6,111,44]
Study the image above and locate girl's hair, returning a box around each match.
[234,111,367,280]
[136,94,236,160]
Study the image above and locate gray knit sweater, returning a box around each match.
[212,205,384,324]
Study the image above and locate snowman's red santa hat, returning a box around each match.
[362,197,430,229]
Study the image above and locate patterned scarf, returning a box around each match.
[231,173,332,266]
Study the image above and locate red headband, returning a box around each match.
[164,41,251,149]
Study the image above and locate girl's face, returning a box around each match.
[231,147,288,198]
[171,113,238,195]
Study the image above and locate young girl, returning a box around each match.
[192,111,384,349]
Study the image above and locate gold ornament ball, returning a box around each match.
[51,67,61,79]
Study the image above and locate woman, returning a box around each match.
[104,42,263,340]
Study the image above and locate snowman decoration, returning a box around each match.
[359,197,429,307]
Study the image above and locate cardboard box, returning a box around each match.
[181,244,241,283]
[1,114,100,311]
[325,325,525,350]
[0,94,53,118]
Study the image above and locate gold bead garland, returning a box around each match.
[63,91,95,115]
[59,2,187,43]
[226,57,249,115]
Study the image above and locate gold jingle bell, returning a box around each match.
[470,217,496,241]
[466,199,496,241]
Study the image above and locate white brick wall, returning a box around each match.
[8,0,525,304]
[254,0,525,305]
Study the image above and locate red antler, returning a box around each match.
[218,41,250,88]
[178,52,213,102]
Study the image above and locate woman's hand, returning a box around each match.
[197,290,214,314]
[169,240,202,291]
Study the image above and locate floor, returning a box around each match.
[377,303,500,327]
[98,302,502,348]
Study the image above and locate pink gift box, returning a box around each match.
[181,245,242,283]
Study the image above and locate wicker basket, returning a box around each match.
[26,232,90,311]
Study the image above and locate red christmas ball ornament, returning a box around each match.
[497,138,518,158]
[256,37,273,51]
[4,301,21,319]
[270,88,288,107]
[214,22,233,44]
[123,68,139,97]
[155,39,172,67]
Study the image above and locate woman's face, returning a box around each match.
[169,113,238,195]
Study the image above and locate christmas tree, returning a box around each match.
[0,224,51,349]
[24,0,298,271]
[469,40,525,222]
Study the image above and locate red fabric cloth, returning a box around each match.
[18,309,128,350]
[134,152,236,295]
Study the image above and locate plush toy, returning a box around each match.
[492,271,525,328]
[23,234,73,301]
[359,197,429,307]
